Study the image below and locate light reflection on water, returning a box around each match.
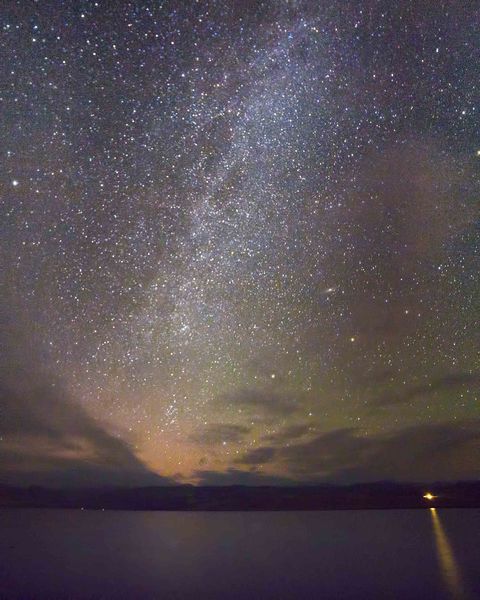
[430,508,466,599]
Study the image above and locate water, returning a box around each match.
[1,508,479,599]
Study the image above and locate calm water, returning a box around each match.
[1,508,479,599]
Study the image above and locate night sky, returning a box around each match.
[1,0,479,487]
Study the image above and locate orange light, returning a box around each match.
[423,492,435,501]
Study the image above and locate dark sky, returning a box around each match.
[1,0,479,487]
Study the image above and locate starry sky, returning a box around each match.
[1,0,479,487]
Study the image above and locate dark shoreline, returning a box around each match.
[2,481,480,511]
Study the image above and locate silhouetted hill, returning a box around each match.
[1,481,480,510]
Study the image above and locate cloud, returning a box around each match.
[236,446,277,466]
[223,387,300,417]
[229,420,480,484]
[262,423,313,443]
[325,141,478,351]
[0,378,172,487]
[372,372,480,407]
[348,142,476,265]
[0,326,171,487]
[189,423,251,445]
[274,421,480,482]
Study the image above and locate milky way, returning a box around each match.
[1,1,479,486]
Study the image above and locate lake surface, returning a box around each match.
[1,508,479,599]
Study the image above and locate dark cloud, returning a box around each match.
[271,421,480,483]
[373,373,480,407]
[0,377,171,487]
[236,446,277,466]
[229,420,480,483]
[0,327,170,487]
[189,423,251,445]
[223,388,300,417]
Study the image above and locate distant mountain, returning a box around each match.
[1,481,480,511]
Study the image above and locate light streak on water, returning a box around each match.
[429,508,466,599]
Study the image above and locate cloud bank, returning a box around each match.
[0,326,169,487]
[232,420,480,483]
